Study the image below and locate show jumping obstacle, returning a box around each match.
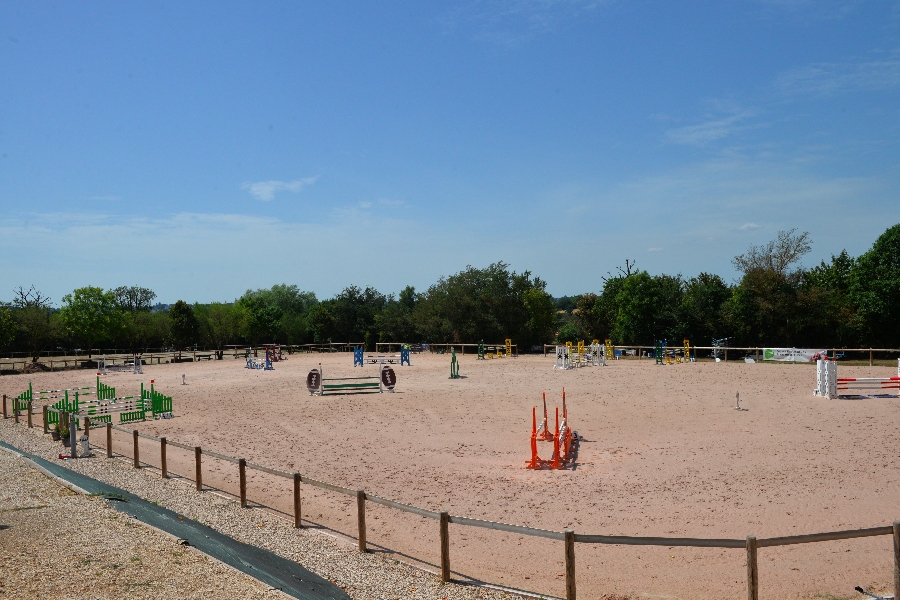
[477,339,515,360]
[14,378,173,426]
[449,348,460,379]
[814,358,900,399]
[97,354,143,375]
[354,345,411,367]
[654,339,692,365]
[525,388,578,470]
[554,341,604,369]
[307,363,396,395]
[244,346,282,370]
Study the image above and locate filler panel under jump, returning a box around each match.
[307,363,397,395]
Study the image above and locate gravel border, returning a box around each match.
[0,442,286,600]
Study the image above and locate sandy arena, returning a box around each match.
[4,353,900,599]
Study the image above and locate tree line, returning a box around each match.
[1,224,898,363]
[0,263,555,361]
[557,224,900,349]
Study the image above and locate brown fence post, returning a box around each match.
[106,423,112,458]
[83,417,89,436]
[2,394,6,419]
[160,437,167,478]
[293,473,302,528]
[133,430,140,468]
[42,405,48,434]
[565,529,576,600]
[13,396,19,424]
[26,401,33,428]
[195,446,202,491]
[356,489,367,553]
[440,511,450,582]
[746,535,758,600]
[893,521,900,600]
[239,458,247,508]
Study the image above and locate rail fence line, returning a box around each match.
[543,344,900,366]
[2,395,899,600]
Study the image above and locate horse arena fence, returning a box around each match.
[3,393,899,600]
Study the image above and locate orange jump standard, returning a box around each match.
[525,388,577,470]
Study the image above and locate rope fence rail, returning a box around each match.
[2,397,899,600]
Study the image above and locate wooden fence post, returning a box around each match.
[26,401,32,428]
[42,405,48,434]
[565,529,576,600]
[133,430,140,468]
[106,422,112,458]
[195,446,202,491]
[83,417,89,436]
[160,437,167,478]
[356,489,367,553]
[13,396,19,424]
[239,458,247,508]
[293,473,302,528]
[893,521,900,600]
[2,394,6,419]
[440,511,450,582]
[746,535,758,600]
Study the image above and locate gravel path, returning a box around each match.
[0,443,285,599]
[0,418,533,600]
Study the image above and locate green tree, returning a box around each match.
[195,302,245,358]
[678,273,731,345]
[523,288,555,345]
[0,304,15,351]
[59,286,121,358]
[239,295,283,345]
[802,250,859,347]
[113,286,159,351]
[412,262,553,349]
[329,286,386,350]
[611,272,683,344]
[307,302,335,344]
[168,300,199,351]
[724,229,813,346]
[238,284,317,345]
[121,310,170,353]
[11,286,56,363]
[849,224,900,347]
[376,286,419,343]
[113,286,157,312]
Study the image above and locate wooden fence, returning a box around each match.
[3,395,899,600]
[543,344,900,366]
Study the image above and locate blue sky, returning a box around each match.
[2,1,898,304]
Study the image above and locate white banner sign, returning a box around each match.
[762,348,827,362]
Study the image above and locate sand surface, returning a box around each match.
[4,353,899,599]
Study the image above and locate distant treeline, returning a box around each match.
[555,225,900,350]
[2,224,898,361]
[0,263,554,360]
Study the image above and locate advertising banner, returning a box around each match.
[762,348,827,362]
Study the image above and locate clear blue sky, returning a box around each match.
[2,1,898,304]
